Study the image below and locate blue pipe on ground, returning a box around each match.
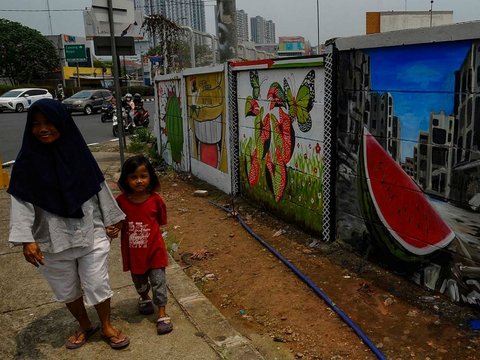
[213,202,387,360]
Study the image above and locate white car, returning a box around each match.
[0,88,53,113]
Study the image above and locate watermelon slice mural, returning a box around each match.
[336,41,480,306]
[238,67,324,233]
[358,128,455,260]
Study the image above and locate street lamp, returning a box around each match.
[430,0,434,27]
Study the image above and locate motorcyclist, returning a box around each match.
[123,93,135,127]
[133,93,143,108]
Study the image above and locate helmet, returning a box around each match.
[125,93,132,100]
[133,93,141,101]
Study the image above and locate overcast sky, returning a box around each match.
[0,0,479,45]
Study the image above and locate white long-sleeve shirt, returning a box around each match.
[9,182,125,253]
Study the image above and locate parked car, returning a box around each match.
[0,88,53,113]
[62,89,113,115]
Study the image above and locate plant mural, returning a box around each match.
[239,68,324,233]
[336,41,480,306]
[157,79,186,170]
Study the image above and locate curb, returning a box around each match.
[167,253,266,360]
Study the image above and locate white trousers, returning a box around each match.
[38,236,113,306]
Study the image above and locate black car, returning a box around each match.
[62,89,113,115]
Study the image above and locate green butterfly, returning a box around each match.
[283,70,315,132]
[250,70,260,100]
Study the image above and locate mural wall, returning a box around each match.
[336,41,480,305]
[236,61,326,233]
[185,67,231,193]
[157,76,189,172]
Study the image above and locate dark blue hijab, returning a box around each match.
[8,99,104,218]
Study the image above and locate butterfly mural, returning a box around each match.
[283,70,315,132]
[244,69,316,202]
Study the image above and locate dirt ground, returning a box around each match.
[158,171,480,360]
[89,141,480,360]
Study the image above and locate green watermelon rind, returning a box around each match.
[358,127,455,261]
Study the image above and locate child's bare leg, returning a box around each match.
[158,305,167,319]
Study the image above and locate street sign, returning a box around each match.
[64,44,87,63]
[93,36,135,56]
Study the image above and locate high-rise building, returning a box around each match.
[236,9,249,43]
[264,20,275,44]
[250,16,275,44]
[135,0,206,34]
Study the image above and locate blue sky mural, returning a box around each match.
[366,41,472,161]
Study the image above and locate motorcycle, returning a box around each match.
[132,103,150,127]
[112,106,149,137]
[100,101,115,123]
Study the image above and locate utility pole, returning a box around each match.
[316,0,320,54]
[46,0,53,35]
[107,0,125,165]
[430,0,434,27]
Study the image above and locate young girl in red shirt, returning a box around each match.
[107,155,173,335]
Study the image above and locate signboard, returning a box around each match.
[83,0,143,40]
[93,36,135,56]
[64,44,87,63]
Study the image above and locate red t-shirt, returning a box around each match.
[116,192,168,274]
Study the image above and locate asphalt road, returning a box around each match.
[0,101,154,164]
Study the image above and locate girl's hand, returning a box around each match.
[106,225,120,239]
[23,242,44,267]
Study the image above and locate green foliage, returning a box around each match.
[127,128,165,168]
[0,19,59,84]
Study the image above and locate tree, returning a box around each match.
[148,40,213,70]
[0,19,59,84]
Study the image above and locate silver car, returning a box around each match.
[62,89,112,115]
[0,88,53,113]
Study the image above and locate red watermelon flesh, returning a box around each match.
[362,128,455,255]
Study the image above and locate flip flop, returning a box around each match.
[65,323,100,349]
[101,329,130,349]
[156,316,173,335]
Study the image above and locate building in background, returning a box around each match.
[366,11,453,34]
[250,16,275,44]
[277,36,311,57]
[134,0,206,43]
[236,9,249,43]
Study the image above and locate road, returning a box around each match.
[0,101,155,164]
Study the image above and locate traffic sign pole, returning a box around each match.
[108,0,125,165]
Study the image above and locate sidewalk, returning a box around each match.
[0,151,264,360]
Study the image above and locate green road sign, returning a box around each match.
[64,44,87,62]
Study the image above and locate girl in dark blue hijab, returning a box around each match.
[8,98,104,218]
[7,98,130,349]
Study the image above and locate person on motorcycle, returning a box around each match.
[133,93,143,108]
[123,93,135,127]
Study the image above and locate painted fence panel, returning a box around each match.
[235,60,326,233]
[184,66,232,193]
[156,75,189,172]
[336,40,480,305]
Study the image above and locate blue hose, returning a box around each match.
[213,202,387,360]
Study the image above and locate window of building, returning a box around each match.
[420,144,427,156]
[432,118,439,127]
[432,128,447,144]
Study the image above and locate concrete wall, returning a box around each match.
[380,11,453,32]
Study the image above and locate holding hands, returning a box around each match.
[106,222,123,239]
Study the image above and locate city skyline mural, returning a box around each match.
[336,40,480,307]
